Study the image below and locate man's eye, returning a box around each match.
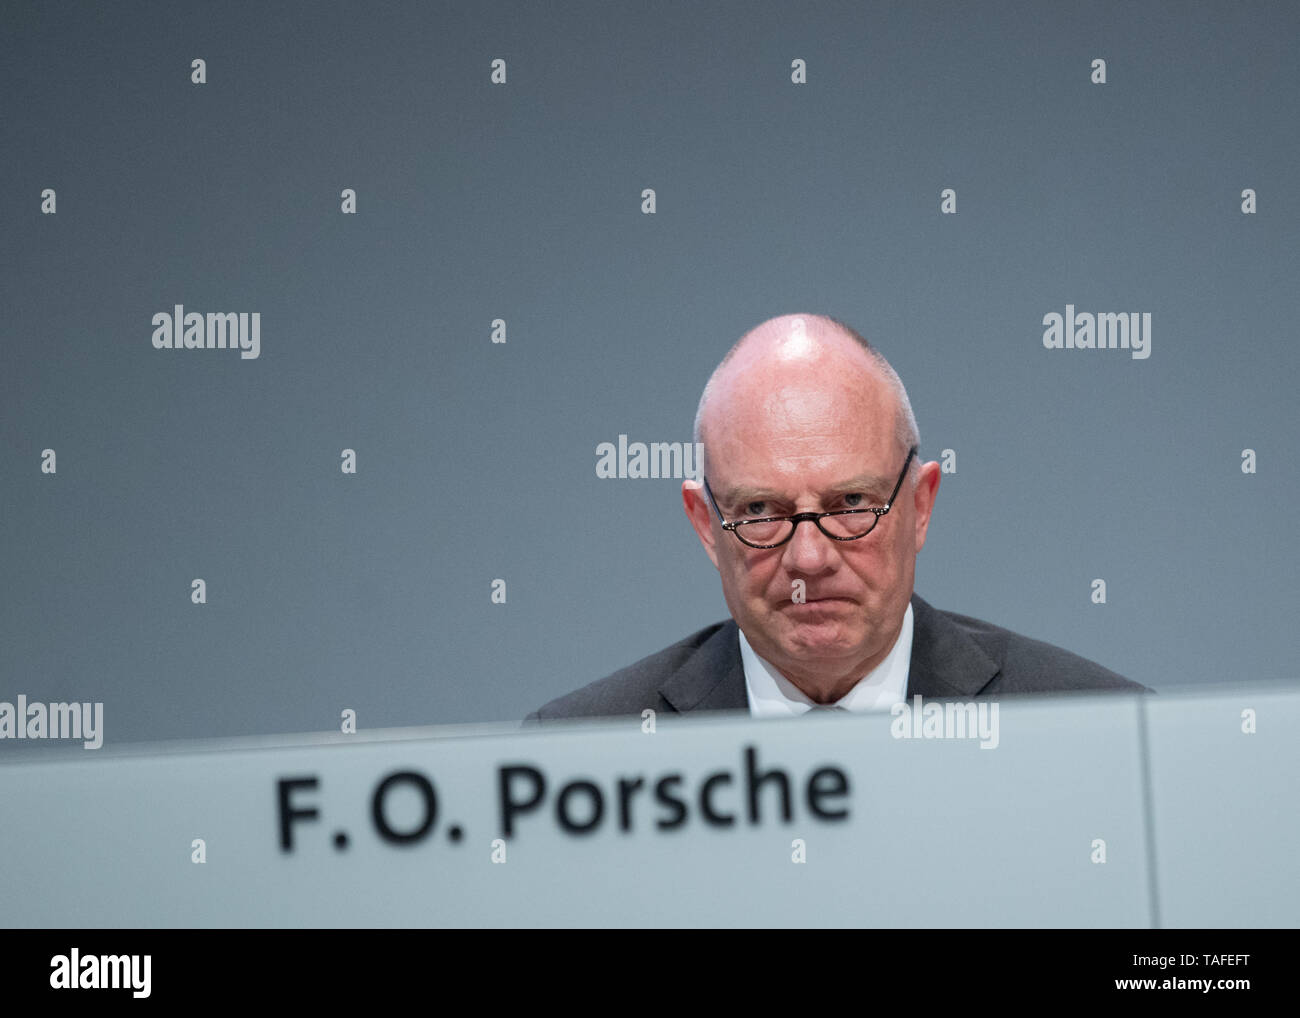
[843,493,866,508]
[744,502,768,518]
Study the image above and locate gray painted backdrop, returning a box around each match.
[2,0,1297,748]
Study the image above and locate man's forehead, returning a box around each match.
[711,447,902,501]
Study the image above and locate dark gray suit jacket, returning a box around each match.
[525,593,1147,722]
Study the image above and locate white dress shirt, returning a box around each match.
[740,602,913,717]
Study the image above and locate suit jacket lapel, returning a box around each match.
[659,620,749,713]
[907,593,1001,697]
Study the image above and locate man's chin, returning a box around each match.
[772,617,867,660]
[739,603,871,659]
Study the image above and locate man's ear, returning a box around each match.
[911,460,941,553]
[683,480,721,569]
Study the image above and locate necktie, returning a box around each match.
[805,704,849,714]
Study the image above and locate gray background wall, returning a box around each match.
[2,0,1296,748]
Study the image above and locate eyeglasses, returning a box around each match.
[701,447,917,549]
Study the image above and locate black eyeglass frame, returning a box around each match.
[701,446,918,549]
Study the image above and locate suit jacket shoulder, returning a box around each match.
[524,620,745,723]
[924,602,1148,696]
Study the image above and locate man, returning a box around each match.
[527,313,1146,723]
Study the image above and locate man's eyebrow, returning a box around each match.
[720,473,894,508]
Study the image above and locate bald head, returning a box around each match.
[693,314,920,480]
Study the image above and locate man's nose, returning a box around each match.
[781,516,837,572]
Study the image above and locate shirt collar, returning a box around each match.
[739,602,913,717]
